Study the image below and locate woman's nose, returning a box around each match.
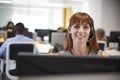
[78,27,84,33]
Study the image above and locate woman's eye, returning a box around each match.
[74,26,80,29]
[84,26,90,29]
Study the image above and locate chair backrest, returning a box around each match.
[8,42,34,60]
[0,42,3,47]
[97,41,107,51]
[5,41,35,80]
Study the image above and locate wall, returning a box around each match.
[0,0,120,34]
[0,5,13,27]
[101,0,120,36]
[81,0,102,30]
[70,0,120,36]
[65,0,102,30]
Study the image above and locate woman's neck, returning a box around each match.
[72,43,90,56]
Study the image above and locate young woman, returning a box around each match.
[59,12,109,57]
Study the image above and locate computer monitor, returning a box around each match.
[16,53,120,76]
[109,31,120,50]
[48,30,67,43]
[0,28,4,37]
[24,32,33,39]
[3,27,15,40]
[48,30,57,43]
[51,32,66,52]
[7,31,15,38]
[0,27,4,30]
[109,31,120,42]
[97,41,107,51]
[35,29,50,41]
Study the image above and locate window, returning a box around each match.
[12,7,63,32]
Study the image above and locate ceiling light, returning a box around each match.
[0,0,12,3]
[69,0,83,1]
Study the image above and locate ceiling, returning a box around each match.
[0,0,83,4]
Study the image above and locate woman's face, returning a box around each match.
[68,23,91,44]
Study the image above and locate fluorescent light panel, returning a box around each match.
[69,0,83,1]
[0,0,12,3]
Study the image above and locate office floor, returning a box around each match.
[0,61,10,80]
[0,62,3,80]
[0,62,2,80]
[0,73,10,80]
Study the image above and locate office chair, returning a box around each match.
[0,42,4,76]
[3,41,36,80]
[0,42,3,47]
[97,41,107,51]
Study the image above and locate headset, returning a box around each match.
[88,27,95,41]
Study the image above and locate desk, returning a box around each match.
[19,72,120,80]
[105,49,120,56]
[36,43,54,53]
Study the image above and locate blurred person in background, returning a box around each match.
[96,28,107,42]
[4,21,14,31]
[0,22,38,58]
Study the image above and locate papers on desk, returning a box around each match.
[36,44,54,54]
[105,49,120,56]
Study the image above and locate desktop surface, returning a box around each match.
[19,72,120,80]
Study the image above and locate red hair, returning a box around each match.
[64,12,99,52]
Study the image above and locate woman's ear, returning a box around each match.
[68,27,71,34]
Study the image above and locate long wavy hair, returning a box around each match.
[64,12,99,52]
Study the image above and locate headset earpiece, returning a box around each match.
[88,27,94,41]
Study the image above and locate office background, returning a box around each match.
[0,0,120,36]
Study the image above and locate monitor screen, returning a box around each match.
[51,32,66,46]
[24,32,33,39]
[109,31,120,50]
[109,31,120,42]
[7,31,15,38]
[48,30,57,43]
[0,27,4,30]
[16,53,120,76]
[0,28,4,37]
[35,29,50,41]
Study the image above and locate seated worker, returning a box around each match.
[0,22,38,59]
[57,27,67,32]
[4,21,14,31]
[4,21,15,40]
[58,12,109,57]
[0,35,4,42]
[96,28,107,42]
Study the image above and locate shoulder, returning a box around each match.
[96,50,109,57]
[20,35,34,41]
[101,51,109,57]
[3,37,14,45]
[24,36,33,41]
